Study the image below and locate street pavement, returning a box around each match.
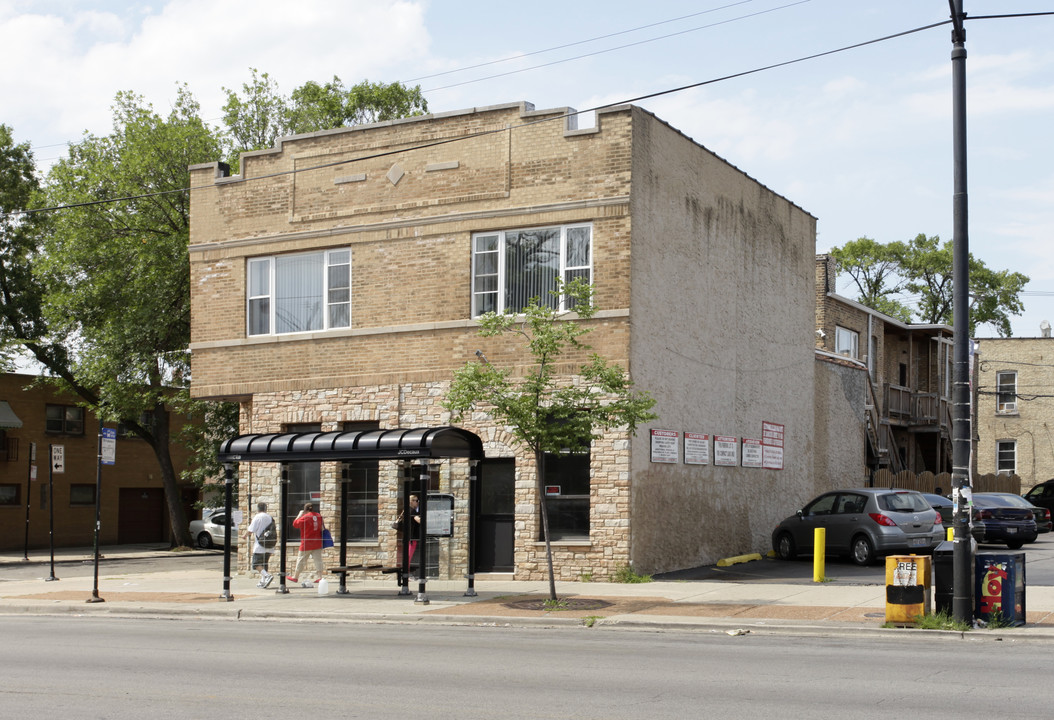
[2,544,1054,639]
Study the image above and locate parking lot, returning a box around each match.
[657,533,1054,586]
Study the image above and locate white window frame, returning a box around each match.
[247,249,351,336]
[471,224,592,317]
[834,326,859,358]
[996,371,1018,414]
[996,439,1017,475]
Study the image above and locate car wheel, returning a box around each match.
[196,532,214,549]
[775,532,797,560]
[1007,540,1024,550]
[850,535,875,566]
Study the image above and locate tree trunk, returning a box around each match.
[536,449,557,601]
[148,402,192,547]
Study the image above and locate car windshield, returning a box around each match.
[975,495,1027,508]
[877,492,929,513]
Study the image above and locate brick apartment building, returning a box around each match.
[974,330,1054,491]
[188,101,828,579]
[0,372,196,550]
[814,255,954,479]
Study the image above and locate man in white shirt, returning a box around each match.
[245,502,276,588]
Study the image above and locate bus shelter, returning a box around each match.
[215,426,484,604]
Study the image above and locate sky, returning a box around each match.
[2,0,1053,338]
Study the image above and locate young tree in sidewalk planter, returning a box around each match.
[444,279,657,601]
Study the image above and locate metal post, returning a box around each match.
[277,468,290,594]
[46,444,57,582]
[219,463,235,601]
[336,465,350,595]
[22,441,34,562]
[948,0,974,624]
[465,459,479,597]
[415,462,429,604]
[398,471,411,596]
[87,420,104,603]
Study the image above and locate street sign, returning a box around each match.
[101,428,116,465]
[51,445,65,474]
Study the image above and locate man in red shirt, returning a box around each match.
[288,502,325,588]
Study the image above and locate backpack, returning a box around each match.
[259,517,277,550]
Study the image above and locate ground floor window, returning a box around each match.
[542,450,590,539]
[0,483,20,506]
[342,421,381,541]
[69,484,96,506]
[997,440,1016,475]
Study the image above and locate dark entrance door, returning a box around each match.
[118,487,165,544]
[474,458,515,573]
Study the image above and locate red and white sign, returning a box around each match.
[684,432,710,465]
[650,429,679,463]
[762,420,785,470]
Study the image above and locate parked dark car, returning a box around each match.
[971,493,1038,549]
[772,488,944,566]
[921,493,954,525]
[979,492,1051,534]
[1023,479,1054,518]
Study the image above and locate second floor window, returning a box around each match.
[46,404,84,435]
[472,224,592,316]
[835,326,859,358]
[248,249,350,336]
[996,371,1018,413]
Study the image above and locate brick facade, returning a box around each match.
[190,102,818,579]
[0,373,195,550]
[974,336,1054,491]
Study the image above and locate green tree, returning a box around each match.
[829,237,912,322]
[444,280,657,601]
[829,234,1028,336]
[32,88,225,546]
[899,233,1028,336]
[223,69,428,157]
[0,124,50,371]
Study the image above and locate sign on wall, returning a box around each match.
[742,438,763,468]
[684,432,710,465]
[650,429,679,463]
[762,420,785,470]
[713,436,738,466]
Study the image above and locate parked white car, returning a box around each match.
[189,510,238,549]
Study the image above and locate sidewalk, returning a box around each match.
[2,544,1053,638]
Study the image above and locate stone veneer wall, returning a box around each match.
[235,381,632,581]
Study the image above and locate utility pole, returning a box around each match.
[948,0,974,624]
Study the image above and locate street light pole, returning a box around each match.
[948,0,974,624]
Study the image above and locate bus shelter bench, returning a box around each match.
[329,564,404,584]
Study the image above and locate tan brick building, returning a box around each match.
[974,332,1054,491]
[814,255,954,478]
[188,101,820,579]
[0,373,196,550]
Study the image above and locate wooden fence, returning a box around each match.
[870,469,1022,495]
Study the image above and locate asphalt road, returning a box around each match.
[0,616,1047,719]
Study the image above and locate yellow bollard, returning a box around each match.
[813,527,826,582]
[947,527,953,541]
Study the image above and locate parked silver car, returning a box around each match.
[189,510,238,549]
[772,488,944,566]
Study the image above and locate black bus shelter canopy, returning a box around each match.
[217,426,484,464]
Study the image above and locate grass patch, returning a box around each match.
[543,598,570,611]
[582,615,604,627]
[902,610,972,632]
[612,565,652,584]
[579,572,594,583]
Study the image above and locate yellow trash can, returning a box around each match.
[885,554,931,625]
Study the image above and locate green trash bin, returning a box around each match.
[974,551,1026,626]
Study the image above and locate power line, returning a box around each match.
[7,19,952,220]
[403,0,760,83]
[422,1,812,93]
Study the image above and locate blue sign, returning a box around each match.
[101,427,116,465]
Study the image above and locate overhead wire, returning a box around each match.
[7,17,955,219]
